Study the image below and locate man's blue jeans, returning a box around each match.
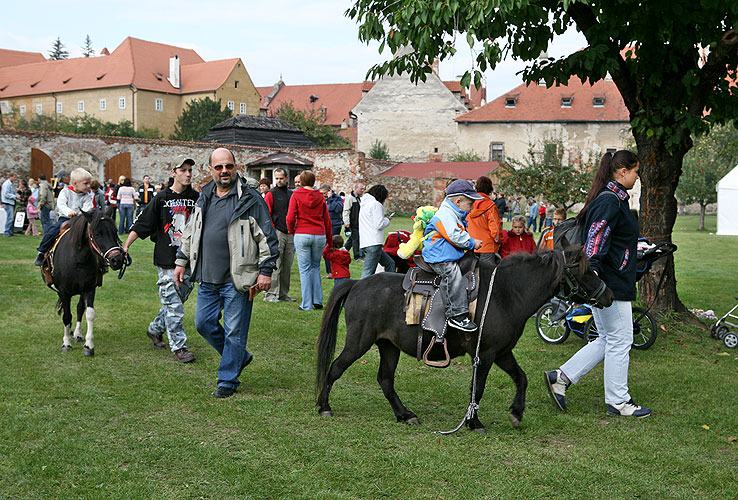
[294,233,326,310]
[195,282,253,390]
[118,204,135,234]
[40,206,53,235]
[361,244,396,279]
[3,203,14,235]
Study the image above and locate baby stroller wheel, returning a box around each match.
[724,332,738,349]
[709,324,717,338]
[584,317,598,343]
[716,325,729,340]
[631,307,657,350]
[535,303,570,344]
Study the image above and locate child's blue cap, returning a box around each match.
[445,179,483,200]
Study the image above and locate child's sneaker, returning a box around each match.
[607,399,651,418]
[544,369,570,411]
[447,315,477,332]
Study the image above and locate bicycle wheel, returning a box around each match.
[536,303,570,344]
[631,306,657,350]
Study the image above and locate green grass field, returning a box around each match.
[0,214,736,499]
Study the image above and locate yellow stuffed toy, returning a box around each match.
[397,205,438,260]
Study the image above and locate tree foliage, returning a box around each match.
[48,37,69,60]
[677,123,738,229]
[347,0,738,311]
[170,97,232,141]
[274,101,351,148]
[368,139,390,160]
[82,35,94,58]
[500,140,596,210]
[450,150,482,162]
[11,112,161,139]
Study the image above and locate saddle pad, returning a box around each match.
[405,291,477,326]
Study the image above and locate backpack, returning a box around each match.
[553,191,618,250]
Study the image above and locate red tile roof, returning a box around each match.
[378,161,501,179]
[0,37,239,98]
[257,82,365,127]
[456,77,629,123]
[0,49,45,69]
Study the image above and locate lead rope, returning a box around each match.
[436,266,498,435]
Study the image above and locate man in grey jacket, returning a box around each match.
[174,148,279,398]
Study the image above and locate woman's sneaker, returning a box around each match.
[544,369,570,411]
[607,399,651,418]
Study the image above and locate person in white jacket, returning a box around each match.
[358,184,396,278]
[34,168,94,266]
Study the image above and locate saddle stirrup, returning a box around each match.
[422,337,451,368]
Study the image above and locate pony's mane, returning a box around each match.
[493,250,566,294]
[66,214,89,250]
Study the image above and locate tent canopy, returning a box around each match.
[716,165,738,235]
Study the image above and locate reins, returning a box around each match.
[86,220,131,279]
[436,266,497,435]
[557,250,607,305]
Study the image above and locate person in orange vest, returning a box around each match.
[467,175,503,268]
[538,208,567,250]
[137,175,155,216]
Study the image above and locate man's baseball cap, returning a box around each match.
[445,179,483,200]
[55,169,69,179]
[171,154,195,170]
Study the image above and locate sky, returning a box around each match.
[0,0,587,101]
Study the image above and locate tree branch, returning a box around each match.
[689,30,738,115]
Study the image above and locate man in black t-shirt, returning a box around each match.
[122,156,199,363]
[137,175,155,216]
[263,167,295,303]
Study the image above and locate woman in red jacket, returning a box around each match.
[467,176,503,268]
[500,215,536,258]
[286,170,333,311]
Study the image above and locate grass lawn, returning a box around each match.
[0,214,736,499]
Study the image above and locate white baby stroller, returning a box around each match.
[710,297,738,348]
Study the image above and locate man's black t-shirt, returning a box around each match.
[130,186,199,268]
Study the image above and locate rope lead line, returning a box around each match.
[435,266,497,435]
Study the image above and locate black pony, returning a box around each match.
[48,209,125,356]
[316,246,613,432]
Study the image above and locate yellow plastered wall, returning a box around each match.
[134,90,181,137]
[213,62,261,116]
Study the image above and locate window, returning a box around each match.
[119,97,126,109]
[235,80,239,89]
[78,101,85,112]
[239,102,247,114]
[20,105,26,116]
[593,97,605,107]
[489,142,505,162]
[560,97,572,108]
[155,98,163,112]
[505,97,517,108]
[543,142,559,161]
[36,104,43,115]
[227,101,235,111]
[56,102,63,114]
[100,99,106,111]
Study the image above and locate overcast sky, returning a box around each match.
[0,0,586,101]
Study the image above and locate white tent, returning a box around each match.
[717,165,738,235]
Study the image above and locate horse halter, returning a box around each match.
[86,221,132,278]
[558,250,608,306]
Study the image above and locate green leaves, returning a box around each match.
[170,97,232,142]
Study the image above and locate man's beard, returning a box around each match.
[215,173,235,189]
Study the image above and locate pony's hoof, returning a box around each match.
[83,346,94,357]
[319,410,333,418]
[471,426,487,434]
[74,336,84,343]
[509,414,522,428]
[405,416,421,425]
[61,345,72,352]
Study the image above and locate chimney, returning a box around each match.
[431,57,440,75]
[168,55,180,89]
[100,48,110,56]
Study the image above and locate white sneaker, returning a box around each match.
[544,369,569,411]
[607,399,651,418]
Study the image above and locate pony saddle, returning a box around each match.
[402,252,480,368]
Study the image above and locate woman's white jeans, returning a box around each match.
[560,300,633,405]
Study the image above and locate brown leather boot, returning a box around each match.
[174,348,195,363]
[147,329,166,349]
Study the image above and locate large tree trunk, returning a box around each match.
[634,134,689,313]
[699,203,706,231]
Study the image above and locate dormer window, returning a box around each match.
[561,96,573,108]
[593,97,606,107]
[505,96,517,108]
[538,79,546,86]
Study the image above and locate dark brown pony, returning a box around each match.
[49,209,125,356]
[316,247,613,432]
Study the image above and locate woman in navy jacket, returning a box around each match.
[545,150,651,418]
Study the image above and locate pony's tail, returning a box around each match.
[316,279,357,397]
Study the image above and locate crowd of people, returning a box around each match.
[2,148,649,416]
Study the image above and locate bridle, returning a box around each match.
[558,250,608,306]
[86,218,132,279]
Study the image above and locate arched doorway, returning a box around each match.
[30,148,53,179]
[105,152,131,182]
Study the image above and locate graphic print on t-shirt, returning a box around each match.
[163,199,196,248]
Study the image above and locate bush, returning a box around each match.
[369,140,390,160]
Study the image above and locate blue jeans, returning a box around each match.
[118,204,135,234]
[334,277,349,287]
[560,300,633,405]
[428,260,468,318]
[361,244,396,278]
[40,206,53,235]
[294,233,326,310]
[526,215,537,231]
[149,267,193,352]
[38,217,69,253]
[195,282,253,390]
[3,203,14,235]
